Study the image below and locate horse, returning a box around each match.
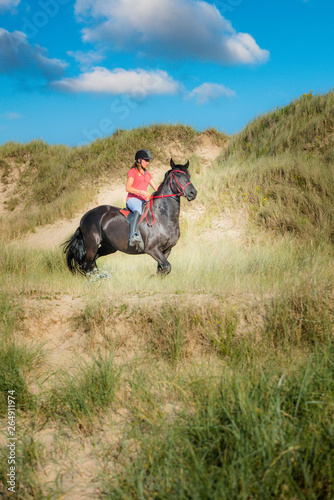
[62,159,197,275]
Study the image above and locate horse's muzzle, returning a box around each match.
[185,186,197,201]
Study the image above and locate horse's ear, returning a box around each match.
[170,158,176,169]
[184,160,189,169]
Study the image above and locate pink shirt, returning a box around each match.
[126,167,153,201]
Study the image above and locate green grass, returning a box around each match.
[206,91,334,242]
[0,294,45,417]
[264,286,333,347]
[0,431,46,500]
[203,151,334,242]
[101,337,334,499]
[0,294,47,498]
[227,89,334,160]
[0,245,66,275]
[0,263,333,497]
[42,354,121,433]
[0,341,43,416]
[1,229,333,304]
[0,292,23,339]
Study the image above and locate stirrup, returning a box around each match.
[129,232,141,246]
[129,233,144,251]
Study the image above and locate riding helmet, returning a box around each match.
[135,149,153,161]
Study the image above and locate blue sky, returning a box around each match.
[0,0,333,146]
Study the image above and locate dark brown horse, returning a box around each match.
[62,159,197,275]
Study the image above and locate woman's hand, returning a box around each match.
[141,191,151,200]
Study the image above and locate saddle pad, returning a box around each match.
[120,209,130,218]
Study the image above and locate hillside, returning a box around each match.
[228,89,334,159]
[0,125,226,241]
[209,90,334,242]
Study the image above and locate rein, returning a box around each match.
[140,170,192,227]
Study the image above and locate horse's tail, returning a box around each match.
[62,227,86,274]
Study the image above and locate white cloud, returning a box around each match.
[74,0,269,64]
[67,50,106,69]
[52,67,181,96]
[0,29,66,79]
[0,111,22,119]
[0,0,20,11]
[186,82,236,104]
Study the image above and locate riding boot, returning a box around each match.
[129,211,143,248]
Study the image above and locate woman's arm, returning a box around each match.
[126,176,137,195]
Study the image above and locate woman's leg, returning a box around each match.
[126,198,144,246]
[126,197,143,214]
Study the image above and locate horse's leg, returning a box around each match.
[93,242,117,272]
[147,248,172,275]
[85,247,99,273]
[81,237,118,275]
[157,249,172,274]
[82,234,99,273]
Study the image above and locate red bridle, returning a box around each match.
[169,169,193,195]
[140,170,193,227]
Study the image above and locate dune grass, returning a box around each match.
[102,337,334,500]
[227,89,334,160]
[200,152,333,243]
[0,293,46,499]
[1,227,333,302]
[207,91,334,243]
[0,254,333,498]
[199,148,334,243]
[41,354,121,434]
[0,294,44,417]
[0,430,46,500]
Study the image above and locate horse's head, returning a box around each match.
[170,158,197,201]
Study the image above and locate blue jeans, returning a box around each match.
[126,197,144,214]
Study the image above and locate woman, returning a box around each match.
[126,149,158,247]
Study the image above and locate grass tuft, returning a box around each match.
[42,354,121,433]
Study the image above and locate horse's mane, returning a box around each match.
[153,169,172,197]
